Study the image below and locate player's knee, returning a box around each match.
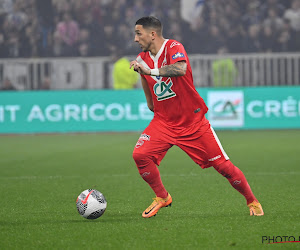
[132,152,152,168]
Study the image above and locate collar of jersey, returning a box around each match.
[149,39,169,68]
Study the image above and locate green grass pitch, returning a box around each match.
[0,130,299,249]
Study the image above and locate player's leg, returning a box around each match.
[203,125,263,215]
[132,120,173,217]
[133,151,168,198]
[214,160,264,216]
[214,160,257,203]
[177,119,263,215]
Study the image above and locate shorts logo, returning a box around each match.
[153,77,176,101]
[208,155,221,161]
[135,133,151,148]
[172,52,185,60]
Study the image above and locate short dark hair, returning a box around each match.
[135,16,163,36]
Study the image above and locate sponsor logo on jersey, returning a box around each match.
[172,52,185,60]
[170,41,181,48]
[153,77,176,101]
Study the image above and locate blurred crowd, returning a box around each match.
[0,0,300,58]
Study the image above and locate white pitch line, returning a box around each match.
[0,172,299,180]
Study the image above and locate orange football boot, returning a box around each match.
[142,193,172,218]
[248,201,264,216]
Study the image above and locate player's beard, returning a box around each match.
[142,42,151,52]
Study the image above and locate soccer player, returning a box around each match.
[130,16,264,218]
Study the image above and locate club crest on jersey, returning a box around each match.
[172,52,185,60]
[140,133,151,141]
[153,77,176,101]
[135,133,151,148]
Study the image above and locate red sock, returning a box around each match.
[214,160,257,204]
[133,152,168,198]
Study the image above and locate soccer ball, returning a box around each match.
[76,189,107,219]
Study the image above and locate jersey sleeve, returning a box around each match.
[136,54,146,79]
[168,41,187,64]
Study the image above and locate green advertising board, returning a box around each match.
[0,87,299,134]
[206,87,300,129]
[0,90,153,133]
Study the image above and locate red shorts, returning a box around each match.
[133,117,229,169]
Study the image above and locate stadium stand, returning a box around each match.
[0,0,299,58]
[0,0,299,89]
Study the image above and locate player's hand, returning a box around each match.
[148,103,154,112]
[130,60,151,75]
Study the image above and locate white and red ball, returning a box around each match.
[76,189,107,219]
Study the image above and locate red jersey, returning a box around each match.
[136,39,208,129]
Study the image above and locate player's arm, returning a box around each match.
[141,76,154,112]
[130,60,187,77]
[158,61,187,77]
